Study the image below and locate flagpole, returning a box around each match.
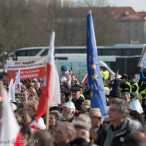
[46,98,50,130]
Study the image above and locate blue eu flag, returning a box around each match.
[86,11,107,116]
[117,68,119,75]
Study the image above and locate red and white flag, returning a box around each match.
[8,79,15,102]
[82,74,88,84]
[35,31,61,122]
[0,87,23,146]
[14,70,21,92]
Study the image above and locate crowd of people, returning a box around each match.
[0,65,146,146]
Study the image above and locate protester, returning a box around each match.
[123,132,145,146]
[34,81,41,97]
[28,87,37,96]
[29,130,53,146]
[107,90,120,105]
[109,73,121,91]
[20,89,30,102]
[121,92,131,103]
[89,108,103,133]
[73,122,92,145]
[61,101,75,122]
[70,84,85,111]
[14,108,31,125]
[97,98,132,146]
[129,110,145,126]
[49,110,61,134]
[20,124,31,146]
[54,122,76,146]
[28,95,39,101]
[27,100,46,130]
[59,65,71,87]
[81,100,91,112]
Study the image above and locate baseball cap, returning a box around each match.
[70,84,81,91]
[61,65,68,71]
[120,74,128,79]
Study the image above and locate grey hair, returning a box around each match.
[111,98,129,117]
[59,122,76,140]
[121,92,130,99]
[76,114,92,130]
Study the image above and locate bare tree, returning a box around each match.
[0,0,123,62]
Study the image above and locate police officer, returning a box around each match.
[120,74,131,94]
[129,75,139,96]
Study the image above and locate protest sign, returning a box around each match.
[7,56,46,80]
[137,46,146,68]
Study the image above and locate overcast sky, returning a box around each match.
[108,0,146,11]
[70,0,146,12]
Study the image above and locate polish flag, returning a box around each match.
[82,74,88,84]
[14,70,21,92]
[8,70,21,102]
[8,79,15,102]
[35,32,61,122]
[0,87,24,146]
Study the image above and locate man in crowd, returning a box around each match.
[109,73,121,91]
[61,101,75,122]
[129,75,139,96]
[120,74,131,93]
[34,81,41,97]
[20,89,30,102]
[73,114,92,145]
[70,84,84,111]
[107,90,120,105]
[97,98,132,146]
[89,108,103,133]
[54,122,76,146]
[121,92,131,103]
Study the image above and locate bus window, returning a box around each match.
[26,49,41,56]
[97,49,102,55]
[123,48,142,56]
[102,49,122,56]
[41,49,49,56]
[61,49,81,53]
[16,50,26,56]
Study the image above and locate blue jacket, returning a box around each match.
[140,72,146,82]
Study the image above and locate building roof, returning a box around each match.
[138,12,146,17]
[109,7,144,21]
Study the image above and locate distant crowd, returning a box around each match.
[0,65,146,146]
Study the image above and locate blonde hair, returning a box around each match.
[27,100,39,113]
[29,87,37,95]
[14,108,31,124]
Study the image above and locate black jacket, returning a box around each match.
[72,96,84,111]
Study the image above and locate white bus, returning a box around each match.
[8,44,145,77]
